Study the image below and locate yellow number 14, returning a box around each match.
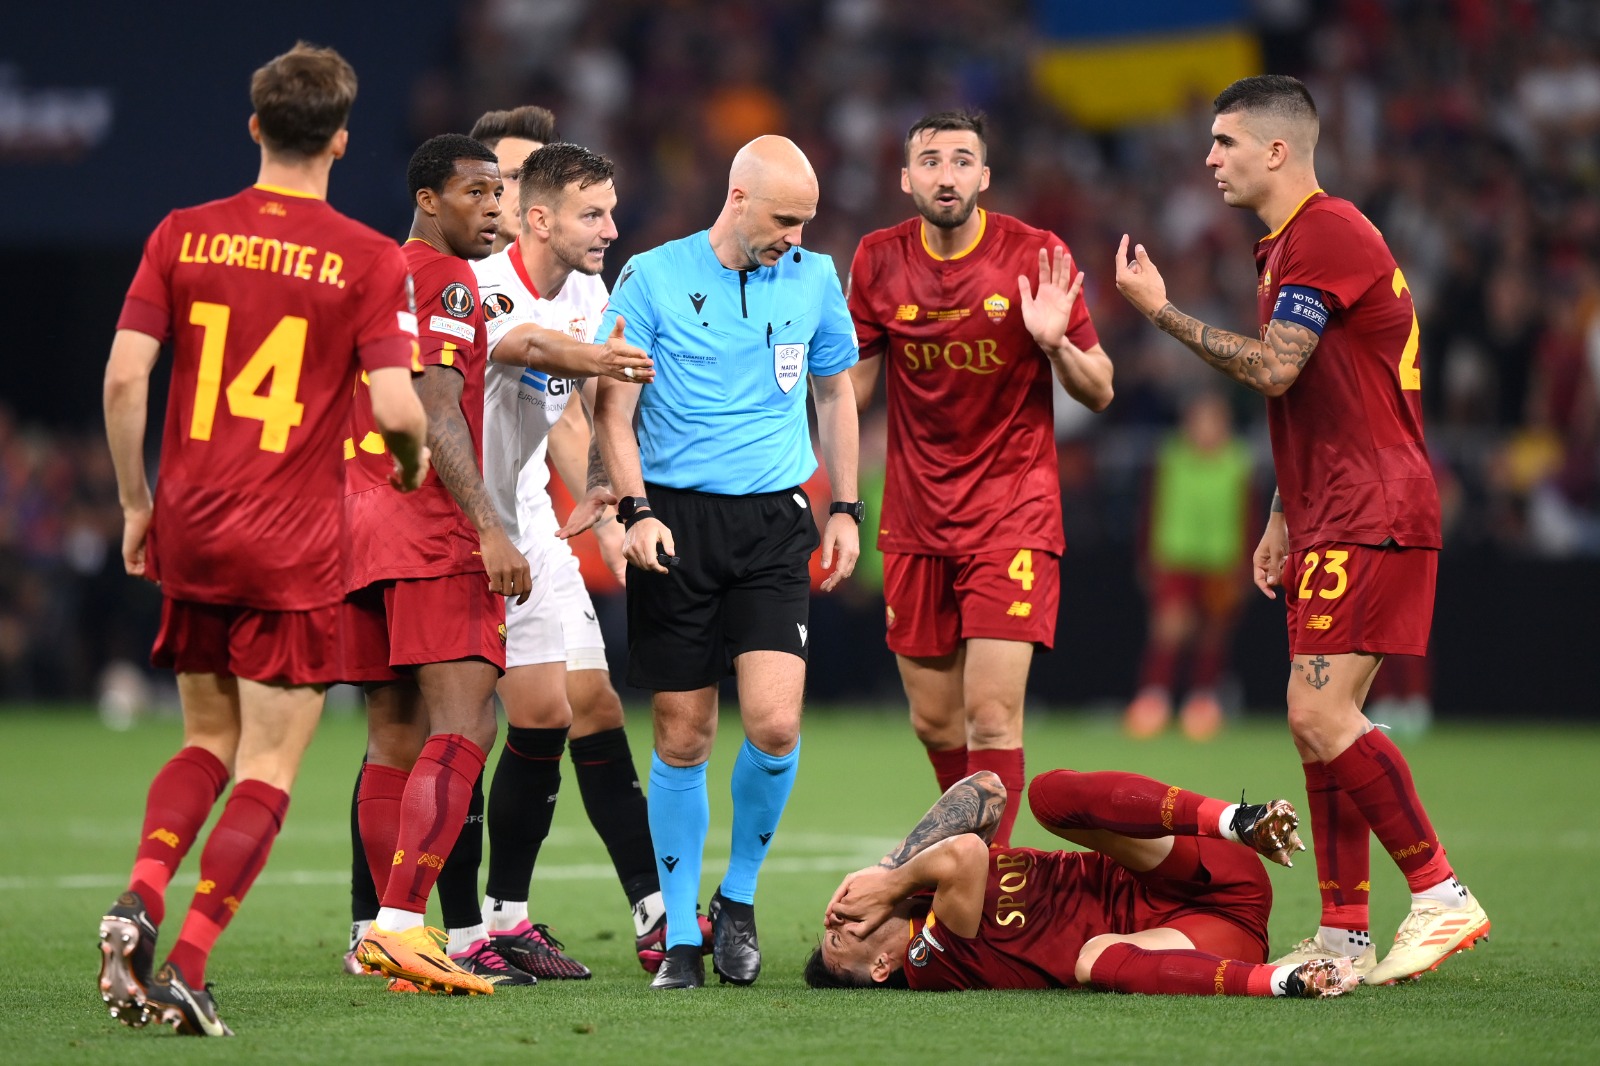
[188,301,308,453]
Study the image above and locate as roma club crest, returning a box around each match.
[983,293,1010,322]
[774,342,805,394]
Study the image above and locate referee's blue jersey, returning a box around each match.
[595,229,858,495]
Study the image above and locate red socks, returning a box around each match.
[1090,942,1273,996]
[356,762,409,897]
[967,748,1024,846]
[1302,760,1372,928]
[130,746,230,927]
[1326,729,1453,892]
[926,746,969,794]
[1028,769,1228,840]
[380,734,488,913]
[165,779,290,986]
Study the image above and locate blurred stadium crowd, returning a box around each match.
[3,0,1598,701]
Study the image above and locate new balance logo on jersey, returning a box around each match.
[1307,615,1334,630]
[759,832,773,845]
[1006,602,1032,617]
[894,304,919,321]
[690,292,707,314]
[662,855,679,873]
[797,623,808,646]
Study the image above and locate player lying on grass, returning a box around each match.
[807,770,1358,998]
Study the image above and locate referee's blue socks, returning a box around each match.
[648,753,709,951]
[721,738,800,905]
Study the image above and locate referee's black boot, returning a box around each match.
[648,945,704,990]
[709,888,761,986]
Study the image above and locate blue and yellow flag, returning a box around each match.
[1032,1,1262,130]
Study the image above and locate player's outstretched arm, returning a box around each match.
[367,366,430,492]
[1114,235,1319,397]
[415,365,531,603]
[811,369,861,592]
[490,316,655,383]
[550,386,617,538]
[103,329,162,577]
[1018,246,1114,412]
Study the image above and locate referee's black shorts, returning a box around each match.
[626,483,821,692]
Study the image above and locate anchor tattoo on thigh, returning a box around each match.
[1306,655,1331,690]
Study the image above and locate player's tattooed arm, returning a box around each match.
[878,772,1008,869]
[415,366,531,601]
[415,366,503,535]
[1150,305,1320,397]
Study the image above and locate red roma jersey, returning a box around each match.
[343,239,489,591]
[116,184,417,610]
[849,211,1099,556]
[1257,192,1441,550]
[903,845,1203,991]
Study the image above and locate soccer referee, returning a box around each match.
[594,135,861,990]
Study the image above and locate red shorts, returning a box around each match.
[151,597,340,686]
[883,549,1060,657]
[1151,569,1243,623]
[1286,542,1436,657]
[1130,837,1272,963]
[339,573,507,683]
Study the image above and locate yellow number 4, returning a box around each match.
[1008,549,1035,591]
[1392,269,1421,391]
[188,301,308,453]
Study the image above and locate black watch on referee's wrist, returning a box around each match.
[617,496,653,527]
[829,500,865,525]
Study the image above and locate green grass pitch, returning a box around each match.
[4,705,1598,1064]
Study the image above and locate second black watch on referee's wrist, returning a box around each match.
[829,500,866,524]
[617,496,653,527]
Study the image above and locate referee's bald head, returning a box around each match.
[729,136,817,203]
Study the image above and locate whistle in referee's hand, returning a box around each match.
[656,547,680,569]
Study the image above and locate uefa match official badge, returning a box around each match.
[774,343,804,393]
[983,294,1010,322]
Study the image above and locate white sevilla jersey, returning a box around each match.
[474,243,609,542]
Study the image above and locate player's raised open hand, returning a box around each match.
[1114,235,1169,319]
[819,513,860,592]
[557,485,619,539]
[593,316,655,384]
[1017,245,1083,351]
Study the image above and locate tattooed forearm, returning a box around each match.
[879,772,1008,868]
[416,367,503,535]
[586,435,608,494]
[1152,303,1319,395]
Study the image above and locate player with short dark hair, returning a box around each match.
[594,135,861,989]
[470,105,558,253]
[97,41,428,1036]
[808,770,1356,999]
[1114,73,1489,985]
[847,110,1113,846]
[344,132,521,996]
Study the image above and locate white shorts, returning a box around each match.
[505,532,608,671]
